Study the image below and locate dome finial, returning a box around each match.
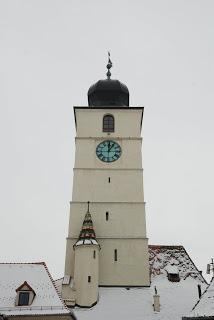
[106,51,113,79]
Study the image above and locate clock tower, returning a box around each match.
[62,56,150,307]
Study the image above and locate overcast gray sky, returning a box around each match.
[0,0,214,280]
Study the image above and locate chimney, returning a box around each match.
[153,286,160,312]
[207,264,210,274]
[197,284,202,299]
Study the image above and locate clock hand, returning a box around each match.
[109,142,115,152]
[108,141,111,153]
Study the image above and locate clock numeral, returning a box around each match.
[96,140,121,162]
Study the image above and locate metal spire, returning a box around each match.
[87,201,90,213]
[106,51,113,79]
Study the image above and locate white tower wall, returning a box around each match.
[64,107,150,287]
[74,245,99,307]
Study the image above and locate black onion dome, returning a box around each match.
[88,79,129,107]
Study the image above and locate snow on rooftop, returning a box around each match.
[75,239,99,246]
[75,277,205,320]
[56,245,208,320]
[165,265,179,274]
[149,245,205,283]
[190,277,214,317]
[0,263,71,316]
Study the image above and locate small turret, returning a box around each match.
[73,202,100,307]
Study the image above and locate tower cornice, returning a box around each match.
[67,237,149,240]
[73,168,144,171]
[75,136,143,140]
[69,201,146,204]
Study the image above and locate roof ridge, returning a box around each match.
[149,245,184,248]
[181,246,207,284]
[42,262,71,313]
[191,276,213,311]
[149,245,207,284]
[0,262,46,265]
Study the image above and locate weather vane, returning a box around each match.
[106,51,113,79]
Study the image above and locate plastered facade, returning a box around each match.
[74,245,99,307]
[63,107,150,292]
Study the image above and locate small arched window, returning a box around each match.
[103,114,114,132]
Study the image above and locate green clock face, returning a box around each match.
[96,140,121,162]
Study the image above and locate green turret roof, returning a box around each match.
[74,210,99,247]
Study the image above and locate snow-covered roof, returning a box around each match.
[189,276,214,318]
[57,245,207,320]
[75,239,98,246]
[165,265,179,274]
[75,281,203,320]
[0,262,74,318]
[149,245,205,283]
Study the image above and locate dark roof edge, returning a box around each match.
[73,106,144,109]
[2,313,76,319]
[0,262,45,265]
[182,246,208,285]
[42,262,70,310]
[183,317,214,320]
[191,276,214,312]
[149,245,184,249]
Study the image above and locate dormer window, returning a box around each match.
[18,292,30,306]
[15,281,36,306]
[103,114,114,132]
[166,266,180,282]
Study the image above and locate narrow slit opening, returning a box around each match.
[114,249,117,262]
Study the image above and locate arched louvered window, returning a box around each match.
[103,114,114,132]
